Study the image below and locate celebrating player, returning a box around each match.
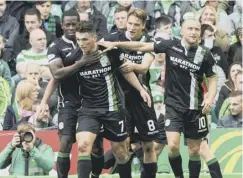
[98,18,223,178]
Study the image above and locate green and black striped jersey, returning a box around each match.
[71,46,124,111]
[153,39,215,110]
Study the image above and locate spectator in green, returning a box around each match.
[36,0,63,38]
[0,122,54,175]
[218,91,242,128]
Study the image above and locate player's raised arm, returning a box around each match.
[98,41,154,53]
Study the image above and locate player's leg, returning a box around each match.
[91,135,104,178]
[200,140,222,178]
[185,112,222,178]
[56,107,77,178]
[186,139,202,178]
[165,105,184,178]
[154,142,166,158]
[76,112,101,178]
[101,109,132,178]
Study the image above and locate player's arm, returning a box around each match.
[122,71,151,107]
[133,53,155,73]
[98,41,154,52]
[202,51,217,114]
[120,53,154,74]
[48,58,82,80]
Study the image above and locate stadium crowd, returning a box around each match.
[0,0,242,177]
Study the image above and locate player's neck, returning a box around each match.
[181,39,198,49]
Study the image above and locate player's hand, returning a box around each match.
[120,59,134,73]
[11,133,21,148]
[97,41,117,53]
[140,89,151,107]
[36,102,48,118]
[201,97,213,114]
[77,50,101,66]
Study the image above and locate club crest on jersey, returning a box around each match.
[100,55,111,67]
[119,53,125,61]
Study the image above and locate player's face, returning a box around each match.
[36,1,52,19]
[76,31,96,54]
[127,15,145,40]
[62,16,79,40]
[156,24,172,38]
[181,21,201,46]
[230,64,242,83]
[235,74,243,91]
[25,15,42,33]
[229,96,242,116]
[0,0,6,17]
[200,8,215,25]
[115,11,128,30]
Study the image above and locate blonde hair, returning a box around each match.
[199,6,218,26]
[128,9,147,25]
[15,80,36,111]
[17,122,36,133]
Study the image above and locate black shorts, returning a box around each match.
[154,113,167,144]
[76,108,128,142]
[164,105,209,140]
[125,93,159,142]
[58,102,80,137]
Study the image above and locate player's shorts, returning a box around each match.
[76,108,128,142]
[154,114,167,144]
[58,102,80,137]
[164,105,209,140]
[125,92,159,142]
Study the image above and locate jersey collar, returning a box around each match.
[125,31,146,42]
[62,35,76,49]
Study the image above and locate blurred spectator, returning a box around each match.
[0,35,12,87]
[107,0,134,32]
[204,0,231,34]
[200,24,228,101]
[5,1,34,34]
[153,93,165,117]
[0,0,19,48]
[226,0,235,15]
[72,0,108,40]
[110,6,128,33]
[3,80,38,130]
[24,63,57,117]
[28,100,56,129]
[0,122,54,175]
[36,1,63,38]
[5,8,56,76]
[12,100,56,130]
[219,71,242,119]
[154,15,172,38]
[229,0,242,37]
[64,1,110,18]
[228,27,242,66]
[215,62,242,118]
[199,5,229,52]
[16,29,51,81]
[218,91,242,128]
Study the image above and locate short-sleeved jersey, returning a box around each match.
[70,46,124,111]
[102,31,151,94]
[153,39,215,110]
[47,36,81,105]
